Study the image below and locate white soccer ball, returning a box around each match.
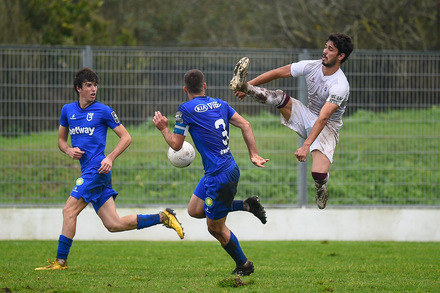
[167,141,195,168]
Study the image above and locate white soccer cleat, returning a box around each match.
[315,183,329,209]
[229,57,249,92]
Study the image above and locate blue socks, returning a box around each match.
[137,214,161,229]
[55,214,160,260]
[230,200,244,212]
[56,235,73,260]
[222,231,247,266]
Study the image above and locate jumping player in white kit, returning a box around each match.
[230,33,354,209]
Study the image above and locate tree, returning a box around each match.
[0,0,110,45]
[1,0,438,50]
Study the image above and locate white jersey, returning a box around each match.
[290,59,349,122]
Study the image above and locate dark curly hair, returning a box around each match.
[74,67,99,95]
[327,33,354,63]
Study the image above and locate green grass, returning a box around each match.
[1,240,439,292]
[1,107,440,206]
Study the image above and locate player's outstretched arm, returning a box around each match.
[248,64,292,87]
[153,111,185,151]
[229,113,269,168]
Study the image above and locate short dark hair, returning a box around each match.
[74,67,99,94]
[184,69,205,95]
[327,33,354,63]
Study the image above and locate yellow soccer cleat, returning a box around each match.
[162,208,184,239]
[35,259,67,271]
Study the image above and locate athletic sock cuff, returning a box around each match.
[276,93,290,109]
[312,172,329,183]
[56,235,73,260]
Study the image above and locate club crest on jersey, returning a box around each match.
[111,111,120,124]
[87,112,94,121]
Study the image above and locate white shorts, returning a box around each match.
[281,98,342,163]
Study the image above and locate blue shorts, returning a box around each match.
[70,167,118,213]
[194,164,240,220]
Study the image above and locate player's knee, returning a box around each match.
[188,206,205,219]
[62,206,78,221]
[103,221,121,233]
[187,207,197,218]
[207,225,221,238]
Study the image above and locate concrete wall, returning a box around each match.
[1,207,439,242]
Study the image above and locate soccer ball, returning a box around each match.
[167,141,195,168]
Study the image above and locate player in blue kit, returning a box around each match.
[35,68,184,271]
[153,69,269,276]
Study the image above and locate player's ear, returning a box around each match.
[183,86,188,93]
[203,83,207,90]
[338,52,345,62]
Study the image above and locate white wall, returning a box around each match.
[1,207,439,241]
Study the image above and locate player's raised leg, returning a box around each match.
[243,195,267,224]
[97,196,184,239]
[230,57,290,108]
[161,208,184,239]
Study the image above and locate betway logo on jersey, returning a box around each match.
[69,126,95,136]
[194,101,221,112]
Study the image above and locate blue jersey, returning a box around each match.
[173,96,236,176]
[60,101,120,171]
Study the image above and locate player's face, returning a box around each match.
[78,81,98,104]
[322,41,341,68]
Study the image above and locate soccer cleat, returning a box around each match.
[231,261,254,276]
[162,208,184,239]
[34,259,67,271]
[229,57,249,92]
[315,183,329,209]
[244,195,267,224]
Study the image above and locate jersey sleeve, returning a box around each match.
[104,106,121,129]
[290,60,310,77]
[173,106,189,136]
[226,102,236,119]
[60,105,69,127]
[327,84,349,107]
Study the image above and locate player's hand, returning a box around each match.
[234,91,247,101]
[153,111,169,131]
[294,145,309,162]
[98,157,113,174]
[251,155,269,168]
[68,147,85,160]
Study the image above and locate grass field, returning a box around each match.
[1,240,439,292]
